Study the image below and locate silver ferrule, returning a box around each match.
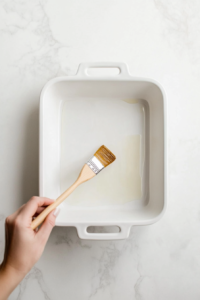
[87,156,104,175]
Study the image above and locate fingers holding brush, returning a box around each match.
[33,206,51,218]
[20,197,55,224]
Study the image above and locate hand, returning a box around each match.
[0,197,60,300]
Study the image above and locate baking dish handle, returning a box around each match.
[76,224,132,240]
[76,62,131,78]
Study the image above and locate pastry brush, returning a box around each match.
[31,145,116,230]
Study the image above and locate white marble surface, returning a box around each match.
[0,0,200,299]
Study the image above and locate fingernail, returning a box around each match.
[53,207,60,217]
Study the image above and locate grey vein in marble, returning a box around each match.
[55,231,92,249]
[17,267,51,300]
[55,233,73,247]
[134,241,145,300]
[89,242,120,299]
[0,0,69,79]
[154,0,200,66]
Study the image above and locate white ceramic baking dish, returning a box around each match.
[40,62,167,240]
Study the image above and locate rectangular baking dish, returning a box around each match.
[40,62,167,240]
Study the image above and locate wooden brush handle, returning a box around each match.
[31,164,95,230]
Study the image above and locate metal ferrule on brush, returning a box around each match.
[87,156,104,174]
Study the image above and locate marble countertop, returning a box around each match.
[1,0,200,299]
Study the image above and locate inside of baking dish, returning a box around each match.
[41,80,165,224]
[60,97,149,209]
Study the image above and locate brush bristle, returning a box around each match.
[94,145,116,167]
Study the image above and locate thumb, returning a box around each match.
[37,208,60,244]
